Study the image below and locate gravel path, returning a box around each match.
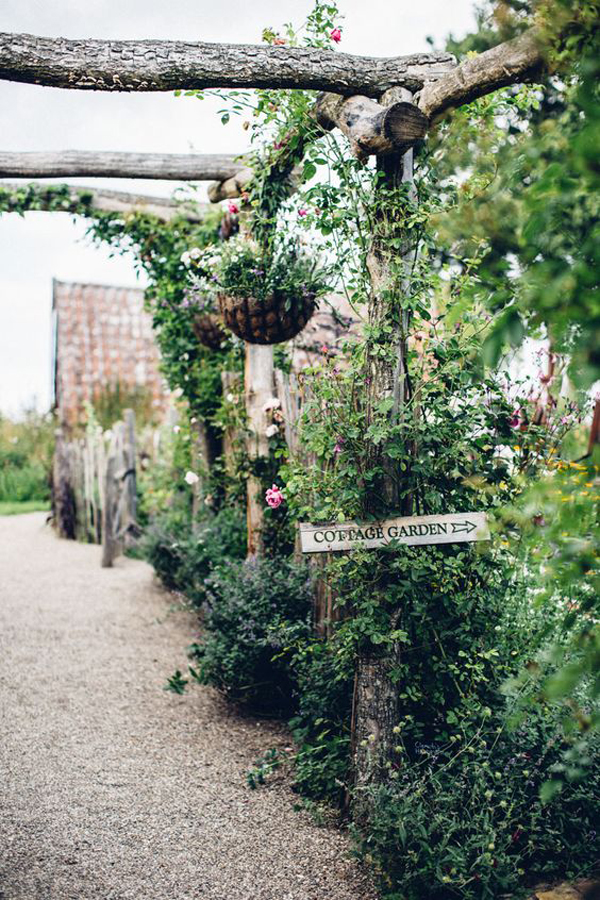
[0,513,376,900]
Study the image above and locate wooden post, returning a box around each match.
[101,454,117,568]
[52,431,77,539]
[221,370,241,479]
[245,343,274,556]
[122,409,137,545]
[353,88,417,803]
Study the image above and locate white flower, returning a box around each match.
[180,251,191,266]
[173,425,181,433]
[184,471,199,485]
[226,392,236,403]
[265,424,279,438]
[262,397,281,412]
[189,247,202,259]
[190,417,197,424]
[172,387,184,398]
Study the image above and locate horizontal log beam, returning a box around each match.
[417,29,546,121]
[0,150,242,181]
[0,29,548,203]
[0,181,207,221]
[0,32,455,96]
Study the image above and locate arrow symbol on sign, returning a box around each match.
[451,520,477,535]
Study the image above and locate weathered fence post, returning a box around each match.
[245,343,274,556]
[101,453,118,568]
[122,409,137,546]
[353,88,417,803]
[52,430,77,539]
[221,370,241,480]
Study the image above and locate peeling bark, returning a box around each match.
[0,150,241,182]
[353,91,416,807]
[0,32,454,96]
[353,654,400,813]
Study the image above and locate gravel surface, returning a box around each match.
[0,513,377,900]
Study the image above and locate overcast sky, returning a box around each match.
[0,0,477,416]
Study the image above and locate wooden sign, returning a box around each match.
[299,512,490,553]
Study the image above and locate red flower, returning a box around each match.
[330,27,342,43]
[227,200,239,215]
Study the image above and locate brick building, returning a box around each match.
[51,279,168,427]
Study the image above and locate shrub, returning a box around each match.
[358,705,599,900]
[289,635,354,805]
[143,506,246,601]
[193,557,312,712]
[0,409,54,503]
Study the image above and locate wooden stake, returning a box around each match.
[101,454,117,568]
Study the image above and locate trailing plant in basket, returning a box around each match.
[183,231,330,344]
[185,233,328,308]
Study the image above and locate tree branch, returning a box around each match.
[0,150,242,181]
[0,32,455,96]
[417,29,546,121]
[0,181,207,221]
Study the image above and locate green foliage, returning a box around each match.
[164,669,189,694]
[289,633,354,804]
[191,557,312,711]
[246,748,282,789]
[0,182,97,217]
[360,710,599,900]
[431,3,600,389]
[187,232,330,308]
[0,500,50,515]
[90,382,158,431]
[142,505,247,602]
[0,409,54,503]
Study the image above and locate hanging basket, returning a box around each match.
[192,312,227,350]
[217,291,317,345]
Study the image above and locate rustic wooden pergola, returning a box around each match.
[0,22,552,790]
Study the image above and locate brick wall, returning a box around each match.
[52,280,168,427]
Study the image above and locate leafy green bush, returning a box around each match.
[142,506,246,602]
[0,410,54,503]
[289,635,354,805]
[192,557,312,711]
[358,707,599,900]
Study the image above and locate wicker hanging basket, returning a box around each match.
[192,312,227,350]
[217,291,317,345]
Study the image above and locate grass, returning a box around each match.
[0,500,51,516]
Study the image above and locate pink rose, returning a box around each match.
[265,484,284,509]
[298,208,308,218]
[330,27,342,43]
[508,408,523,428]
[227,200,239,214]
